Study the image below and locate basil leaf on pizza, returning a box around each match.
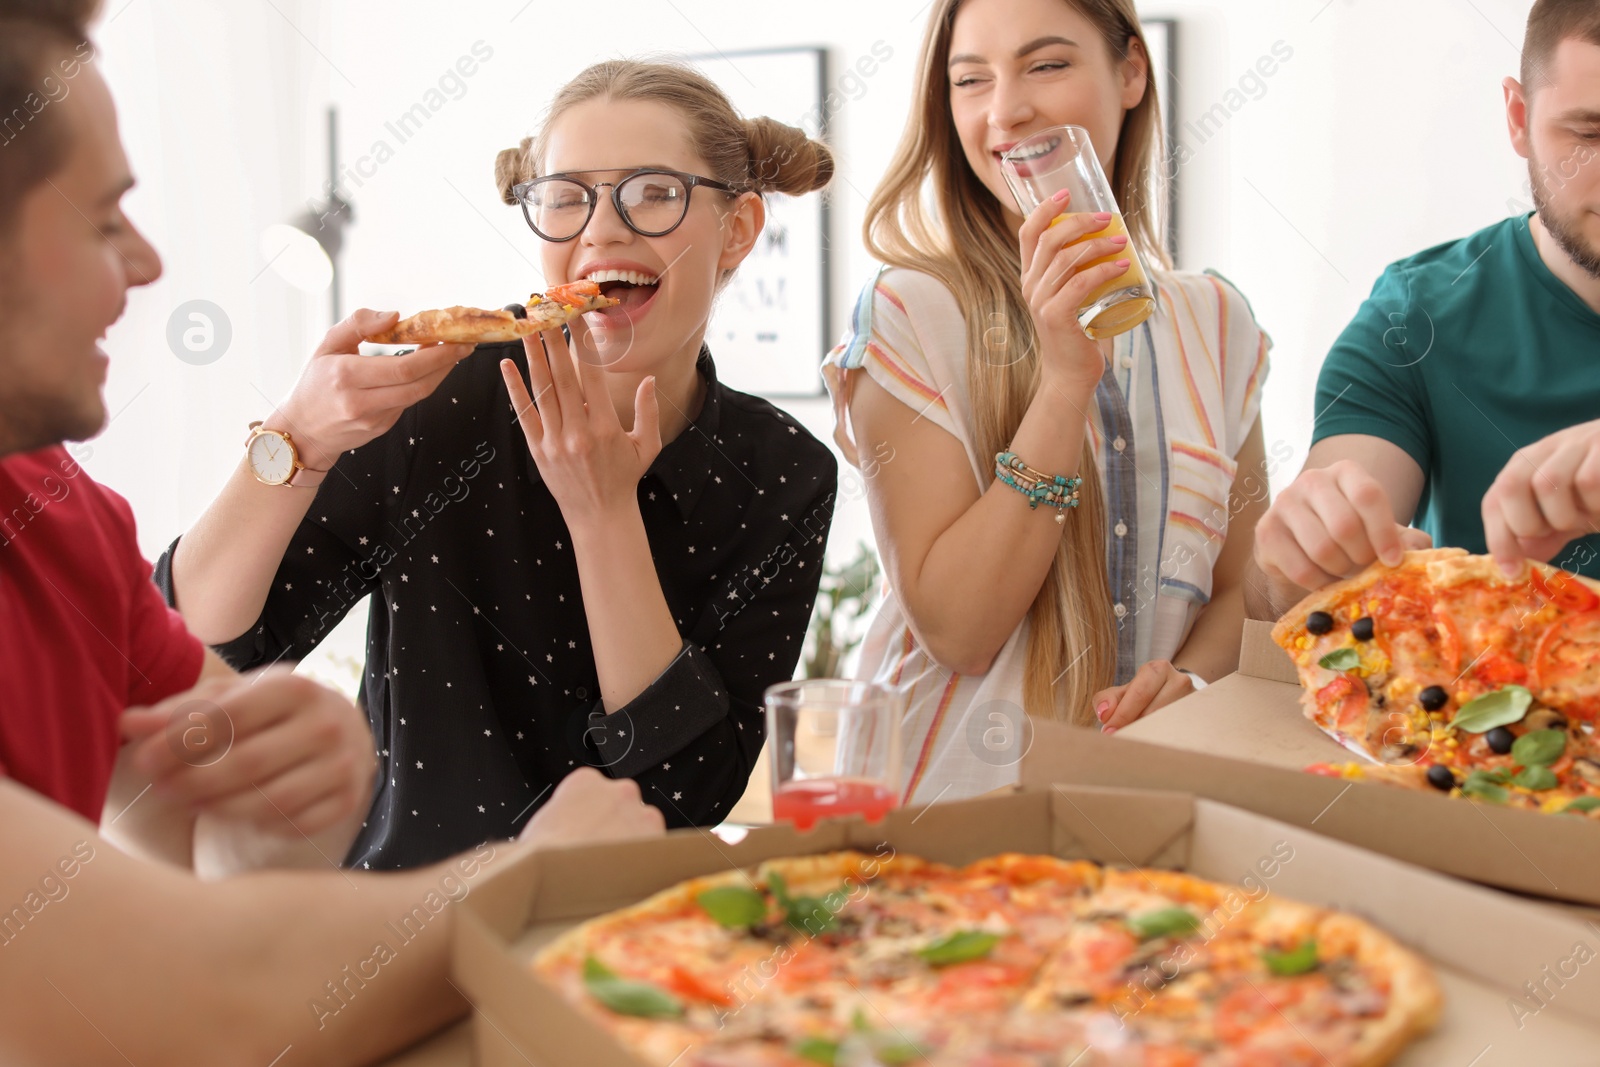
[1127,907,1201,940]
[1565,796,1600,813]
[1262,940,1320,976]
[794,1037,839,1065]
[1451,685,1532,733]
[1317,648,1361,671]
[1460,770,1511,803]
[1512,765,1559,791]
[697,886,768,928]
[581,957,684,1018]
[917,930,1001,966]
[1511,729,1566,767]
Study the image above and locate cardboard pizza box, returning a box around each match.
[1020,620,1600,908]
[452,787,1600,1067]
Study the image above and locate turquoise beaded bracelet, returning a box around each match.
[995,451,1081,524]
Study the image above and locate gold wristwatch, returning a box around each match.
[244,421,327,488]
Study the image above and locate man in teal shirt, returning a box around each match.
[1251,0,1600,616]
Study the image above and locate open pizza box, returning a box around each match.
[1019,621,1600,910]
[453,786,1600,1067]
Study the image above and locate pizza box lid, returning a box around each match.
[451,786,1600,1067]
[1017,621,1600,907]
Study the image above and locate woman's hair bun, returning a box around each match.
[494,137,534,205]
[743,117,834,197]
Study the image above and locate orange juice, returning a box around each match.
[1048,212,1154,339]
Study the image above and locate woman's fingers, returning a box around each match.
[1101,662,1192,733]
[521,333,562,435]
[500,359,545,446]
[541,325,587,424]
[632,375,661,454]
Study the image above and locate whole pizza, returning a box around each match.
[533,849,1441,1066]
[1273,549,1600,815]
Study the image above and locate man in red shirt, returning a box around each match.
[0,2,664,1063]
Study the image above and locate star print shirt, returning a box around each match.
[153,345,837,870]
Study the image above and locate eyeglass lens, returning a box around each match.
[527,172,690,239]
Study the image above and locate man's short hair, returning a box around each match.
[1522,0,1600,95]
[0,0,101,235]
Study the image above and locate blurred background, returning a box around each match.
[88,0,1537,690]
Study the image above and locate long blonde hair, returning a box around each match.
[864,0,1170,725]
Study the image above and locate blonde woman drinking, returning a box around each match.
[826,0,1273,803]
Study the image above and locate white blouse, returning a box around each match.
[823,266,1271,804]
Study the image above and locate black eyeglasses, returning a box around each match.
[510,168,740,242]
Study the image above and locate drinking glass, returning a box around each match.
[766,680,902,831]
[1000,124,1156,339]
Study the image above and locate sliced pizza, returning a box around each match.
[1275,549,1600,815]
[366,280,617,344]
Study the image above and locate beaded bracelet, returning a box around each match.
[995,451,1082,524]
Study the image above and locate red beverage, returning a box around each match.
[771,778,898,831]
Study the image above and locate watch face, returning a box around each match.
[248,431,294,485]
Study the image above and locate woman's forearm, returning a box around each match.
[567,503,686,713]
[891,380,1094,675]
[170,459,320,643]
[1172,580,1246,682]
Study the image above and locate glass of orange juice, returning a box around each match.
[766,680,902,832]
[1000,124,1155,339]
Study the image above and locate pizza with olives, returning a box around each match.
[365,280,617,344]
[532,850,1442,1066]
[1273,548,1600,816]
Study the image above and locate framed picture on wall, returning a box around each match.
[687,47,830,398]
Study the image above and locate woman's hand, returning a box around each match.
[273,309,475,470]
[500,320,662,527]
[1091,660,1195,734]
[1018,190,1131,396]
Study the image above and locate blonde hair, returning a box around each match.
[865,0,1170,725]
[494,59,834,205]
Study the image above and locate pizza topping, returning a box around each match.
[1425,764,1456,791]
[1524,707,1569,732]
[697,886,768,929]
[1512,766,1559,791]
[1484,726,1515,755]
[1126,907,1201,941]
[1460,770,1511,803]
[1450,685,1532,733]
[1318,648,1360,671]
[1529,566,1600,613]
[1511,728,1566,767]
[502,302,528,319]
[917,930,1002,967]
[1566,795,1600,812]
[1573,759,1600,787]
[1305,611,1333,635]
[1261,940,1319,976]
[1351,616,1375,641]
[581,957,685,1018]
[1418,685,1449,712]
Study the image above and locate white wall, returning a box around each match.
[89,0,1538,686]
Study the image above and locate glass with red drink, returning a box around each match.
[765,680,902,831]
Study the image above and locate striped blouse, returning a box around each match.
[822,266,1271,804]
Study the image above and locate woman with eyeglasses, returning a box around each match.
[155,60,839,870]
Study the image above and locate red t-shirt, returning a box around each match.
[0,446,204,821]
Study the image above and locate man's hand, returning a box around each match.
[1254,459,1433,590]
[119,669,376,839]
[1483,420,1600,575]
[517,768,666,850]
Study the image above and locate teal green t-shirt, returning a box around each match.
[1313,214,1600,577]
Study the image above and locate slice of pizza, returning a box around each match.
[366,280,617,344]
[1274,549,1600,815]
